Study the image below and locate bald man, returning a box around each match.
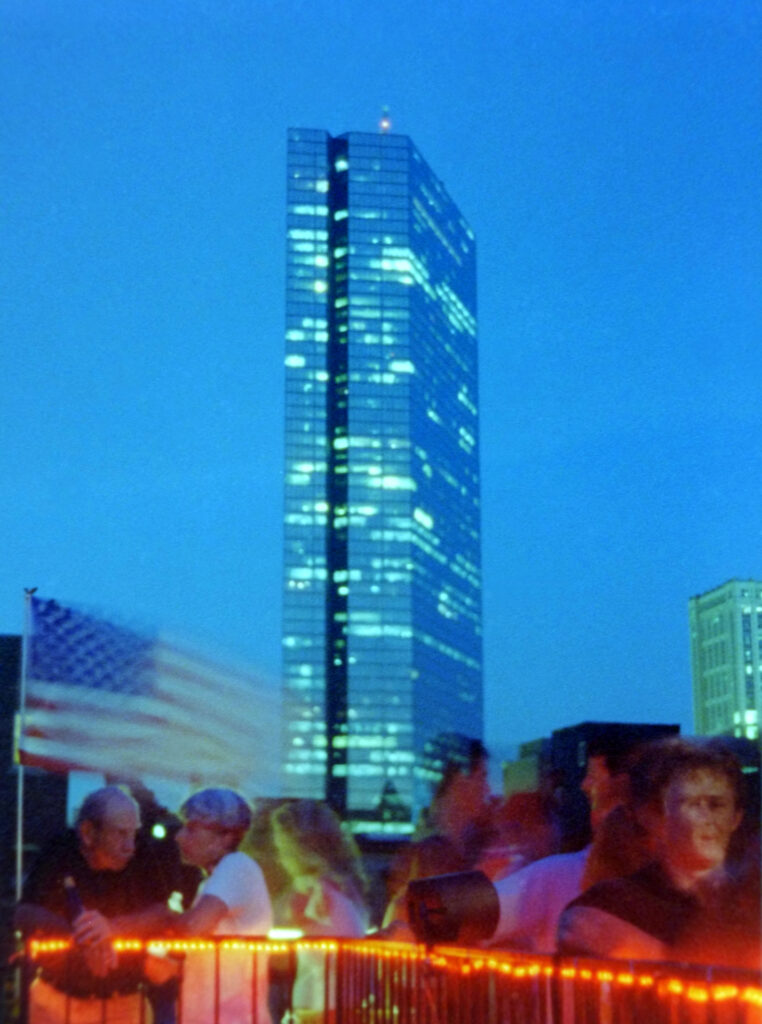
[16,785,172,1023]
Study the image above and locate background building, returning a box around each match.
[689,578,762,739]
[282,126,482,832]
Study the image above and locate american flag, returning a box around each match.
[19,597,280,790]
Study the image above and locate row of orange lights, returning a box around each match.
[29,938,341,956]
[27,937,762,1008]
[439,950,762,1008]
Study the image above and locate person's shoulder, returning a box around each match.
[560,862,694,953]
[494,848,588,904]
[203,852,271,921]
[215,851,266,883]
[519,847,589,881]
[220,850,256,868]
[537,847,588,868]
[567,863,655,914]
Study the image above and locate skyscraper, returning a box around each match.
[282,127,483,832]
[689,578,762,740]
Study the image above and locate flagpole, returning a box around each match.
[15,588,36,901]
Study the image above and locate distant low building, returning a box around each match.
[689,578,762,740]
[502,738,546,797]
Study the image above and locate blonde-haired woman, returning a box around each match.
[271,800,367,1022]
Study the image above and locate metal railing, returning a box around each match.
[15,936,762,1024]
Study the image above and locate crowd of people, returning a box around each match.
[14,734,760,1023]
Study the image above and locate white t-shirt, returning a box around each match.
[201,851,273,937]
[491,847,590,954]
[181,852,273,1024]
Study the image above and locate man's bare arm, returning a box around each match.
[73,902,172,946]
[169,894,228,936]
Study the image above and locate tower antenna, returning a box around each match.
[379,107,392,133]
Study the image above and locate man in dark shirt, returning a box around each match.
[558,739,759,968]
[16,785,172,1022]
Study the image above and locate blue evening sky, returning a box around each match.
[3,1,761,767]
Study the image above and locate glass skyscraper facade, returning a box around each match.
[283,128,482,832]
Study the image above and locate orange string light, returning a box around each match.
[743,987,762,1007]
[687,986,709,1003]
[26,935,762,1011]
